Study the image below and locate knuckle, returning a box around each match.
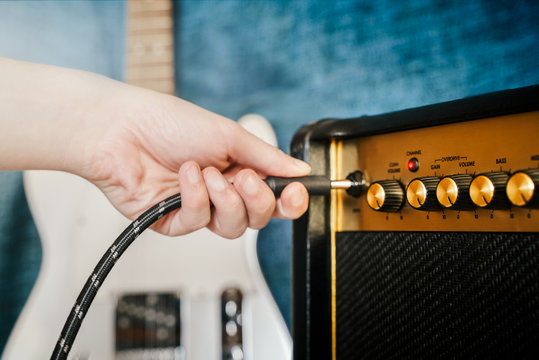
[232,171,250,190]
[260,193,276,213]
[188,193,209,212]
[211,210,247,239]
[249,219,269,230]
[214,186,245,213]
[192,213,211,231]
[248,204,273,229]
[238,167,257,179]
[228,191,245,210]
[180,208,210,232]
[223,225,247,239]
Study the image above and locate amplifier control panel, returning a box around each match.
[332,111,539,232]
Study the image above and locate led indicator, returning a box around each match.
[407,157,419,172]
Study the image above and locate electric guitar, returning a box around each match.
[3,1,290,359]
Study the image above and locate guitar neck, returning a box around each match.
[126,0,175,95]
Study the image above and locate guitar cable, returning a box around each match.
[50,172,364,360]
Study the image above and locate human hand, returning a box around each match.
[0,59,310,238]
[81,84,310,238]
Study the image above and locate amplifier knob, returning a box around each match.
[436,174,473,210]
[506,169,539,207]
[469,172,509,208]
[366,180,404,212]
[406,177,440,211]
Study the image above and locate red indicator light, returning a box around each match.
[407,157,419,172]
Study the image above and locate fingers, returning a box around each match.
[165,163,309,238]
[233,169,276,229]
[165,161,210,235]
[202,167,247,239]
[202,168,307,237]
[229,125,311,177]
[272,181,309,219]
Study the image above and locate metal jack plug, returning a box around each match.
[264,171,366,198]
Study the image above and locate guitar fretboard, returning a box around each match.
[126,0,175,95]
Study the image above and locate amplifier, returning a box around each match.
[290,85,539,360]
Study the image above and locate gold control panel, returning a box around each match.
[333,111,539,232]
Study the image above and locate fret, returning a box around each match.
[128,79,175,95]
[128,65,174,81]
[128,32,173,46]
[128,40,173,52]
[128,0,172,13]
[127,48,173,66]
[128,61,174,67]
[129,28,174,37]
[129,9,172,18]
[126,0,175,94]
[128,16,173,33]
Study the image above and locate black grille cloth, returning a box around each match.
[335,232,539,359]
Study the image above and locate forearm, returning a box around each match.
[0,58,123,175]
[0,58,311,236]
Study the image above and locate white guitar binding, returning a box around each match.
[3,114,291,360]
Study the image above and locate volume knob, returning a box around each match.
[506,169,539,208]
[366,180,404,212]
[469,172,509,208]
[436,174,473,210]
[406,177,440,211]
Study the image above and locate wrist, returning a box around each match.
[50,69,128,179]
[74,78,138,182]
[0,58,128,177]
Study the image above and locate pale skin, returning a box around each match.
[0,58,310,238]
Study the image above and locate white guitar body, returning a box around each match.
[3,115,291,360]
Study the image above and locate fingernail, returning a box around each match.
[243,173,260,196]
[205,169,227,191]
[187,164,201,184]
[294,159,311,172]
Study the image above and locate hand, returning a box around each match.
[82,85,310,238]
[0,59,311,238]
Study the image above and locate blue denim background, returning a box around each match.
[1,0,538,351]
[0,172,41,353]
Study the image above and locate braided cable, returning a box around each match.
[50,193,181,360]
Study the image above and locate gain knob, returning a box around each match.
[406,177,440,211]
[366,180,404,212]
[436,174,473,210]
[506,169,539,208]
[469,172,509,209]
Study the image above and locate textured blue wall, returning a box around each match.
[0,172,41,352]
[176,0,539,329]
[0,1,125,75]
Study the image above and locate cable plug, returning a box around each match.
[264,171,366,197]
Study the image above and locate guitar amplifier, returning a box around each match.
[291,85,539,360]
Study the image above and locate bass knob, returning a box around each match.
[469,172,509,209]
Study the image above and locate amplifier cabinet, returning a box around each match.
[290,86,539,360]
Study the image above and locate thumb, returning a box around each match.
[229,124,311,177]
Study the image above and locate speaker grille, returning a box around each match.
[336,231,539,359]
